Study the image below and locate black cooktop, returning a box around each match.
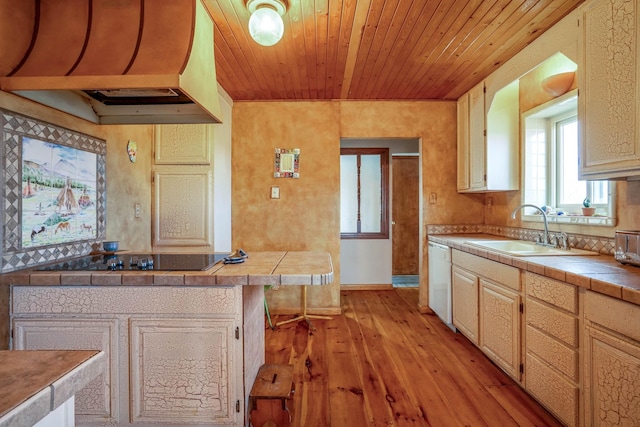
[36,253,228,272]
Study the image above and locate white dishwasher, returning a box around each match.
[428,241,455,331]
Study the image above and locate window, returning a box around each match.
[340,148,389,239]
[555,116,608,211]
[522,91,614,224]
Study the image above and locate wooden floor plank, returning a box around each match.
[341,294,399,426]
[325,316,369,426]
[264,289,561,427]
[371,290,520,426]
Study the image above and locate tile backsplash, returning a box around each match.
[427,224,615,255]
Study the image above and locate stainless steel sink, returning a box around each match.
[464,240,598,256]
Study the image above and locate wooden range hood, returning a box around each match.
[0,0,223,124]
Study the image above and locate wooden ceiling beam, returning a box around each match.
[340,0,372,99]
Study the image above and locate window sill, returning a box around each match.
[523,214,615,227]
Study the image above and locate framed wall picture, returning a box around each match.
[274,148,300,178]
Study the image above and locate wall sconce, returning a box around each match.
[246,0,287,46]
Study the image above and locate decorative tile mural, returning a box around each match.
[0,109,106,272]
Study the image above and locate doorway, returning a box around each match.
[392,155,419,287]
[339,138,420,288]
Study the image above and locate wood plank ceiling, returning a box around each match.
[208,0,584,101]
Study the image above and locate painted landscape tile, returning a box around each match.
[22,137,97,248]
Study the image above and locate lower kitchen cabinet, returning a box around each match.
[10,285,254,427]
[524,272,581,427]
[129,318,237,424]
[479,279,521,380]
[451,250,521,382]
[452,266,479,344]
[13,318,118,423]
[584,291,640,426]
[438,244,640,426]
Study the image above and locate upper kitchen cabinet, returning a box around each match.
[579,0,640,180]
[154,124,213,165]
[152,124,214,250]
[457,81,520,192]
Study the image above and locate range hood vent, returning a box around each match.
[0,0,223,125]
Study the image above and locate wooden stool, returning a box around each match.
[249,364,294,427]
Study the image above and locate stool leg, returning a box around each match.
[264,297,274,330]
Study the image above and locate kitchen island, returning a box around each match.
[0,251,333,427]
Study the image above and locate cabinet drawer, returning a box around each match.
[11,286,240,316]
[452,250,520,290]
[526,298,578,347]
[525,273,577,314]
[526,325,578,382]
[585,290,640,343]
[526,353,579,427]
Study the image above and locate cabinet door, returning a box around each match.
[452,267,479,344]
[579,0,640,179]
[479,279,520,380]
[130,318,239,425]
[152,170,213,248]
[585,326,640,426]
[457,93,470,191]
[468,82,486,190]
[13,318,119,424]
[154,124,213,165]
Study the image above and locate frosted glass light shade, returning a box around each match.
[249,6,284,46]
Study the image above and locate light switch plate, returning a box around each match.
[271,186,280,199]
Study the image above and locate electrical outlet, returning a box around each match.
[135,203,141,218]
[271,186,280,199]
[487,197,493,208]
[429,193,437,204]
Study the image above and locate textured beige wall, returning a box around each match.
[103,125,153,252]
[232,100,485,313]
[232,101,341,314]
[339,101,485,225]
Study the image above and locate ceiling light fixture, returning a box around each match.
[246,0,287,46]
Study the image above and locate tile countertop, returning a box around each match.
[429,234,640,306]
[0,251,334,287]
[0,350,104,427]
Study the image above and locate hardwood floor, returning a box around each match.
[263,288,562,427]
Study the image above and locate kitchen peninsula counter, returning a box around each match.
[428,234,640,306]
[1,251,333,426]
[0,350,104,427]
[0,251,333,287]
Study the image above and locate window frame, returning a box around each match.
[340,147,390,239]
[521,89,616,226]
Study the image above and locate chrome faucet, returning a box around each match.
[511,204,550,246]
